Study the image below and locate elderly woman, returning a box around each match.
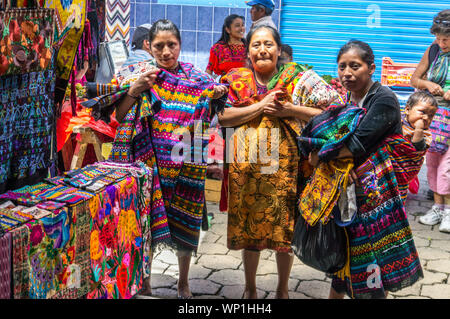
[218,25,323,299]
[89,19,228,299]
[410,9,450,233]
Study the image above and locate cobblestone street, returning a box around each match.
[137,164,450,300]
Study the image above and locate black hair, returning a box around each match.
[431,10,450,36]
[255,4,273,16]
[245,25,283,69]
[149,19,181,44]
[281,44,293,58]
[337,40,375,67]
[217,14,245,45]
[405,91,438,109]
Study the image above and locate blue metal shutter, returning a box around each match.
[280,0,450,81]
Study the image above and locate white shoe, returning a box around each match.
[439,210,450,233]
[419,205,443,226]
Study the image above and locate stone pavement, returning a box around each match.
[136,165,450,299]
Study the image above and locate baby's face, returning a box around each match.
[406,101,437,129]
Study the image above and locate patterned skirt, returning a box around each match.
[331,143,423,299]
[227,116,301,252]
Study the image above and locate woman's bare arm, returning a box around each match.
[410,44,444,96]
[218,101,264,127]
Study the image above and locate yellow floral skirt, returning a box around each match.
[227,115,301,252]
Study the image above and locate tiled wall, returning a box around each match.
[129,0,282,72]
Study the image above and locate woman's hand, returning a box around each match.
[426,81,444,96]
[444,90,450,101]
[348,169,359,186]
[264,100,294,118]
[308,152,319,167]
[212,85,228,99]
[129,68,160,96]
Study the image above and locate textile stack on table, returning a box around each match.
[0,161,153,299]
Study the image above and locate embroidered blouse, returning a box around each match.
[206,41,247,77]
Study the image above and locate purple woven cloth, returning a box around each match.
[0,233,11,299]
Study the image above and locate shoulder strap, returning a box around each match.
[428,43,440,64]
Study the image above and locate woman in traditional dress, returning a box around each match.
[217,25,324,299]
[113,19,228,299]
[206,14,247,78]
[309,40,424,299]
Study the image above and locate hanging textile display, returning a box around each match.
[44,0,87,80]
[44,0,87,109]
[105,0,130,45]
[0,68,56,193]
[95,0,106,44]
[0,8,54,76]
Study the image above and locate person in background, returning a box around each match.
[121,23,153,68]
[246,0,277,31]
[206,14,247,78]
[280,44,293,63]
[206,14,247,213]
[410,9,450,233]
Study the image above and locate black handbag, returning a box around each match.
[291,214,347,274]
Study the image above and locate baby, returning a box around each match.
[393,91,438,200]
[403,91,438,151]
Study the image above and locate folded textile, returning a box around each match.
[298,105,365,161]
[298,158,354,226]
[292,69,343,107]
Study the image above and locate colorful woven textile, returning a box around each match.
[292,69,344,108]
[82,62,221,252]
[0,182,95,206]
[428,100,450,154]
[298,104,365,161]
[428,49,450,88]
[207,42,246,77]
[0,232,11,299]
[221,63,322,253]
[26,206,91,299]
[105,0,130,45]
[298,158,354,226]
[0,207,34,232]
[385,134,428,202]
[63,164,130,193]
[114,59,157,86]
[87,176,144,299]
[12,224,29,299]
[93,161,152,278]
[0,8,54,76]
[124,69,216,252]
[0,69,55,189]
[44,0,87,80]
[330,139,423,299]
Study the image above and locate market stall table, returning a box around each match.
[0,161,152,299]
